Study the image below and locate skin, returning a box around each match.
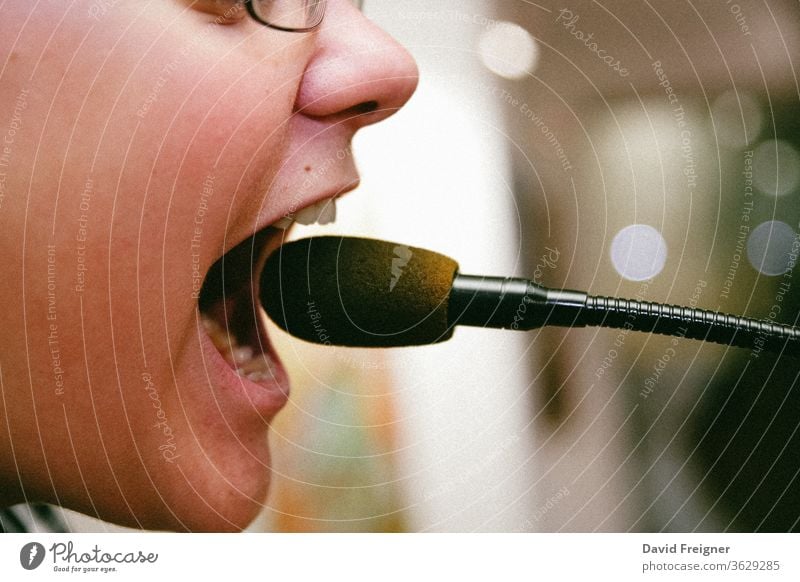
[0,0,417,531]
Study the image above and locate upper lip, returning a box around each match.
[228,177,360,260]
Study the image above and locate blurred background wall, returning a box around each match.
[258,0,800,533]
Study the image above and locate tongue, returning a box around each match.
[198,230,275,379]
[198,234,266,315]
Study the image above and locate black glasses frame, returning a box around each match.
[244,0,327,33]
[243,0,364,33]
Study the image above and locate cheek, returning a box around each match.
[91,32,307,307]
[181,73,298,208]
[1,7,310,525]
[84,4,309,224]
[142,54,306,245]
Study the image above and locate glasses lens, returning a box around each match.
[252,0,326,31]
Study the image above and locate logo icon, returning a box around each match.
[20,542,46,570]
[390,245,413,292]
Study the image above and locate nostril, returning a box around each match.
[350,100,379,116]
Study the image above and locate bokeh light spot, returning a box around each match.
[752,139,800,197]
[747,220,798,276]
[710,90,763,148]
[478,22,538,80]
[610,225,668,281]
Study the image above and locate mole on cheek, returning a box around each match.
[304,166,312,173]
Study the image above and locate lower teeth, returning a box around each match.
[201,315,275,381]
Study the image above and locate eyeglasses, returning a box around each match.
[245,0,364,33]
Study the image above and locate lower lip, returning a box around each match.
[198,310,290,422]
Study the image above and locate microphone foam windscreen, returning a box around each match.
[260,236,459,347]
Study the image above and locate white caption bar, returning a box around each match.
[1,533,797,580]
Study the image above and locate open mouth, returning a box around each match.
[199,226,285,384]
[195,196,339,415]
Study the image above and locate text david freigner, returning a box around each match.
[643,543,730,557]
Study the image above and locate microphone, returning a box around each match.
[260,236,800,354]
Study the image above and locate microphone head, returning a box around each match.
[260,236,459,347]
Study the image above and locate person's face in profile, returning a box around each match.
[0,0,418,531]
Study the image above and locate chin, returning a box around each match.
[104,439,273,533]
[147,371,278,532]
[139,227,291,532]
[167,472,271,533]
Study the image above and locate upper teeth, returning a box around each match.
[274,198,337,230]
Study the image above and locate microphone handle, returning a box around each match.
[448,274,800,356]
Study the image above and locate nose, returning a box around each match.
[294,0,420,128]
